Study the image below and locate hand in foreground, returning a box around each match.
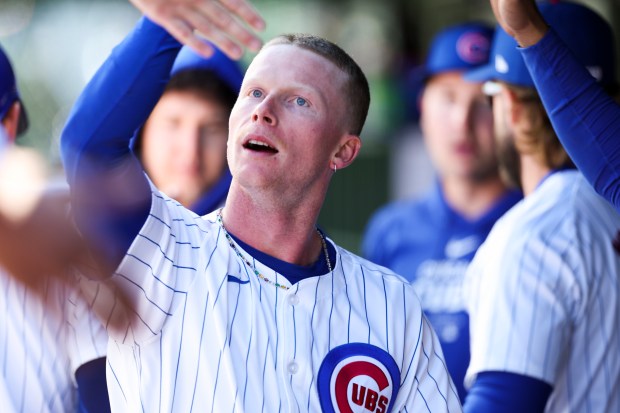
[129,0,265,58]
[0,192,85,287]
[490,0,548,47]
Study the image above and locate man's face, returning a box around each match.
[420,71,497,183]
[227,44,350,199]
[141,91,229,207]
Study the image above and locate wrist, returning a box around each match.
[514,21,549,48]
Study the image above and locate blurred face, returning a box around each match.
[490,87,521,189]
[141,91,229,207]
[228,44,350,200]
[420,71,497,183]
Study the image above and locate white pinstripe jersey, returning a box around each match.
[86,185,462,412]
[0,270,76,412]
[465,170,620,412]
[0,187,108,412]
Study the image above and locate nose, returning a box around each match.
[177,127,201,168]
[251,97,277,126]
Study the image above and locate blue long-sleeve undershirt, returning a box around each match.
[463,371,552,412]
[60,17,182,269]
[521,28,620,211]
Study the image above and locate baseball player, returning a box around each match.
[462,1,620,411]
[61,3,461,412]
[0,45,108,412]
[362,23,521,401]
[490,0,620,213]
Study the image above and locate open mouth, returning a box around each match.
[243,139,278,154]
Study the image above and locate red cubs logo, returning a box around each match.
[318,344,401,413]
[456,32,491,65]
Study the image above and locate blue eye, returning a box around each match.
[295,97,307,106]
[251,90,262,98]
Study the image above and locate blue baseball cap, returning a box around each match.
[466,1,617,88]
[171,42,244,94]
[424,22,494,78]
[0,45,28,136]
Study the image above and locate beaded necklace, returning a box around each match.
[216,209,332,291]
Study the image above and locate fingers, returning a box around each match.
[218,0,265,32]
[183,0,263,58]
[129,0,265,59]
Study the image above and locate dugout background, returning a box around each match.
[1,0,618,253]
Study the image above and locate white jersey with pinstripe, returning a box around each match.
[465,170,620,412]
[84,182,461,412]
[0,270,76,412]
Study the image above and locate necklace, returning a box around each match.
[216,209,332,291]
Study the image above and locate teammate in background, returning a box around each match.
[462,2,620,411]
[362,23,521,400]
[488,0,620,212]
[60,2,461,412]
[133,44,242,214]
[0,45,108,413]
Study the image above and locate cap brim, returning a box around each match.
[464,63,497,83]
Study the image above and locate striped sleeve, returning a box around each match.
[66,284,108,377]
[466,223,575,386]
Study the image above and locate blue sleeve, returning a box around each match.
[463,371,552,413]
[60,17,182,269]
[75,357,110,413]
[521,28,620,211]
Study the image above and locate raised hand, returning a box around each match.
[129,0,265,58]
[490,0,548,47]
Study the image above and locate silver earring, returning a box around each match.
[333,164,337,173]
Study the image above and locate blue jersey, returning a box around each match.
[522,28,620,211]
[363,182,521,400]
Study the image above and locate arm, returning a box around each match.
[463,371,551,412]
[520,30,620,211]
[61,16,183,273]
[490,0,620,211]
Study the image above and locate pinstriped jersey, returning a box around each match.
[465,171,620,412]
[86,185,462,412]
[66,281,109,375]
[0,271,76,412]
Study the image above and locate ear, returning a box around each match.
[1,102,21,143]
[331,134,361,171]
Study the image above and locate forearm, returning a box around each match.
[60,16,183,269]
[463,371,551,413]
[521,29,620,210]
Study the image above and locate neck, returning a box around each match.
[221,181,326,266]
[441,175,509,219]
[520,154,551,196]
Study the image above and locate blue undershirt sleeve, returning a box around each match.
[75,357,110,413]
[60,17,182,270]
[463,371,552,413]
[521,28,620,211]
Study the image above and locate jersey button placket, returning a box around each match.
[287,360,299,374]
[288,293,300,306]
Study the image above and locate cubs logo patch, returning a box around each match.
[318,343,401,413]
[456,31,490,65]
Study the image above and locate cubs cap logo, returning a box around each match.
[318,343,401,413]
[456,32,491,65]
